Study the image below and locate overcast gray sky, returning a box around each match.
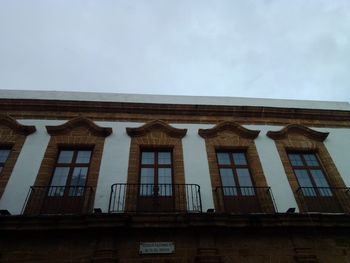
[0,0,349,101]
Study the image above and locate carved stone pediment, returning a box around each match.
[46,116,112,137]
[0,114,36,135]
[198,121,260,139]
[126,120,187,138]
[267,124,329,142]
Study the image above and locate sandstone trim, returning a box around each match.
[46,116,112,137]
[267,125,349,213]
[0,114,36,135]
[198,121,260,139]
[267,124,329,142]
[126,119,187,138]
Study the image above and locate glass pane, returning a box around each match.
[141,152,154,165]
[50,167,70,186]
[294,169,316,196]
[310,169,332,197]
[217,153,230,165]
[158,168,172,196]
[48,167,70,196]
[57,151,74,164]
[0,149,10,163]
[158,152,171,165]
[76,151,91,164]
[236,168,254,196]
[158,168,172,184]
[219,168,237,196]
[0,166,3,174]
[140,168,154,196]
[288,154,303,166]
[232,153,247,165]
[303,154,319,167]
[69,167,88,196]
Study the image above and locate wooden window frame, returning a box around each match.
[138,148,174,187]
[216,149,256,196]
[287,151,332,196]
[0,145,12,176]
[48,147,94,196]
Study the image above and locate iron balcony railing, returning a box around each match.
[22,186,94,215]
[296,187,350,213]
[215,186,277,213]
[108,183,202,213]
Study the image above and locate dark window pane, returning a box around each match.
[158,152,171,165]
[158,168,172,196]
[50,167,70,186]
[288,154,303,166]
[217,153,230,165]
[141,152,154,165]
[70,167,88,187]
[48,167,70,196]
[69,167,88,196]
[76,151,91,164]
[236,168,253,187]
[158,168,172,184]
[157,168,172,197]
[140,168,154,196]
[294,169,316,196]
[236,168,254,196]
[219,168,237,196]
[0,167,2,174]
[57,151,74,164]
[303,154,319,166]
[47,186,66,197]
[310,170,332,196]
[232,153,247,165]
[0,149,10,163]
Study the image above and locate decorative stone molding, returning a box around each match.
[125,120,186,211]
[26,117,112,214]
[0,115,35,198]
[46,116,112,137]
[198,122,274,213]
[267,124,329,142]
[198,121,260,139]
[268,124,349,213]
[126,120,187,138]
[0,114,36,135]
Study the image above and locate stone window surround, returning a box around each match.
[267,124,350,213]
[125,120,187,211]
[0,114,36,198]
[25,116,112,214]
[199,121,275,213]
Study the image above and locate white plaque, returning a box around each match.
[139,242,175,254]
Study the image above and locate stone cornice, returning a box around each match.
[126,120,187,138]
[198,121,260,139]
[46,116,112,137]
[1,213,350,231]
[0,99,350,124]
[267,124,329,142]
[0,114,36,135]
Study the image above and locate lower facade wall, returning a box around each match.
[1,227,350,263]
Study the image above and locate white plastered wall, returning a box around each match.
[247,125,299,213]
[315,127,350,187]
[173,124,214,211]
[1,119,349,216]
[0,120,64,215]
[94,122,142,212]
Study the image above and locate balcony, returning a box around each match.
[108,183,202,213]
[296,187,350,213]
[214,186,277,213]
[22,186,94,215]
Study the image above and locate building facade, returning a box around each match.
[0,90,350,262]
